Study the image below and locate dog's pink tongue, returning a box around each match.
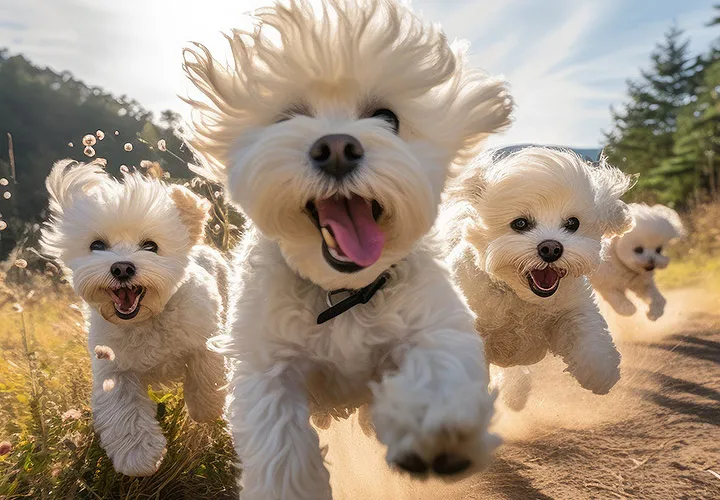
[110,288,138,311]
[316,195,384,268]
[531,268,560,290]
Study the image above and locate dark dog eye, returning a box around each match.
[510,218,533,232]
[90,240,106,251]
[141,241,158,253]
[634,246,643,254]
[371,109,399,133]
[564,217,580,233]
[655,246,662,254]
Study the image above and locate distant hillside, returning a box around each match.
[495,144,604,162]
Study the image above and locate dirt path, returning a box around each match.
[321,287,720,499]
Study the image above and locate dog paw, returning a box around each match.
[105,429,167,477]
[566,346,621,395]
[646,301,665,322]
[499,367,532,412]
[372,380,500,479]
[614,300,637,316]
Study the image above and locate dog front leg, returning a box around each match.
[629,277,666,321]
[599,287,637,316]
[372,329,499,477]
[91,359,166,476]
[546,307,621,394]
[184,350,227,422]
[230,364,331,500]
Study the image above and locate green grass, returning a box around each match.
[0,279,239,499]
[655,254,720,292]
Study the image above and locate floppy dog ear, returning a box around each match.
[651,204,686,239]
[169,185,212,245]
[45,159,108,216]
[591,159,636,238]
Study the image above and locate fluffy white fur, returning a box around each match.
[41,160,228,476]
[592,203,685,321]
[183,0,512,497]
[440,148,634,397]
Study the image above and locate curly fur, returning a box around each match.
[41,160,229,476]
[592,203,685,321]
[183,0,512,497]
[440,148,633,398]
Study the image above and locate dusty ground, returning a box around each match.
[320,287,720,499]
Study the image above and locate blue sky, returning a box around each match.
[0,0,717,147]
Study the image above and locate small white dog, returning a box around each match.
[41,160,228,476]
[440,148,633,396]
[592,203,685,321]
[183,0,513,497]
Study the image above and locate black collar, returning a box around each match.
[317,271,391,324]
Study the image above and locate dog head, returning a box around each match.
[614,203,685,273]
[41,160,210,325]
[183,0,512,290]
[447,148,633,303]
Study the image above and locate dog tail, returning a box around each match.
[46,158,108,216]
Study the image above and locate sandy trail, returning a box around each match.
[319,287,720,499]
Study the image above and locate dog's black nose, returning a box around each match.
[111,261,136,281]
[538,240,563,262]
[309,134,364,179]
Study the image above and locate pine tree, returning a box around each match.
[604,26,702,206]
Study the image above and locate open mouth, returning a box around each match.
[306,196,384,273]
[107,285,146,319]
[526,267,567,298]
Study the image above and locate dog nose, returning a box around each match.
[111,261,136,281]
[309,134,364,179]
[538,240,563,263]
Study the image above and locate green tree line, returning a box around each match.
[605,5,720,208]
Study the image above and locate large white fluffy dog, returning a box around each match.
[592,203,685,321]
[183,0,513,497]
[440,148,633,396]
[41,160,228,476]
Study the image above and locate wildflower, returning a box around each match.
[120,165,130,174]
[96,130,105,140]
[0,221,6,231]
[157,139,167,152]
[68,142,74,147]
[94,345,115,361]
[103,378,115,392]
[84,146,96,158]
[82,134,96,146]
[0,441,11,456]
[14,259,27,269]
[61,409,81,422]
[3,192,11,199]
[0,178,8,186]
[114,130,119,135]
[124,143,133,152]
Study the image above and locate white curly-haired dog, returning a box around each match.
[182,0,513,497]
[592,203,685,321]
[440,148,634,400]
[41,160,228,477]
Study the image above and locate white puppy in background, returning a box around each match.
[592,203,685,321]
[440,148,633,400]
[41,160,228,477]
[183,0,513,497]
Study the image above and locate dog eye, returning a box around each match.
[656,246,662,254]
[564,217,580,233]
[90,240,106,251]
[510,218,533,232]
[371,109,399,133]
[141,241,158,253]
[634,246,644,254]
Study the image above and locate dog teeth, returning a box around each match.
[321,227,337,249]
[328,246,353,263]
